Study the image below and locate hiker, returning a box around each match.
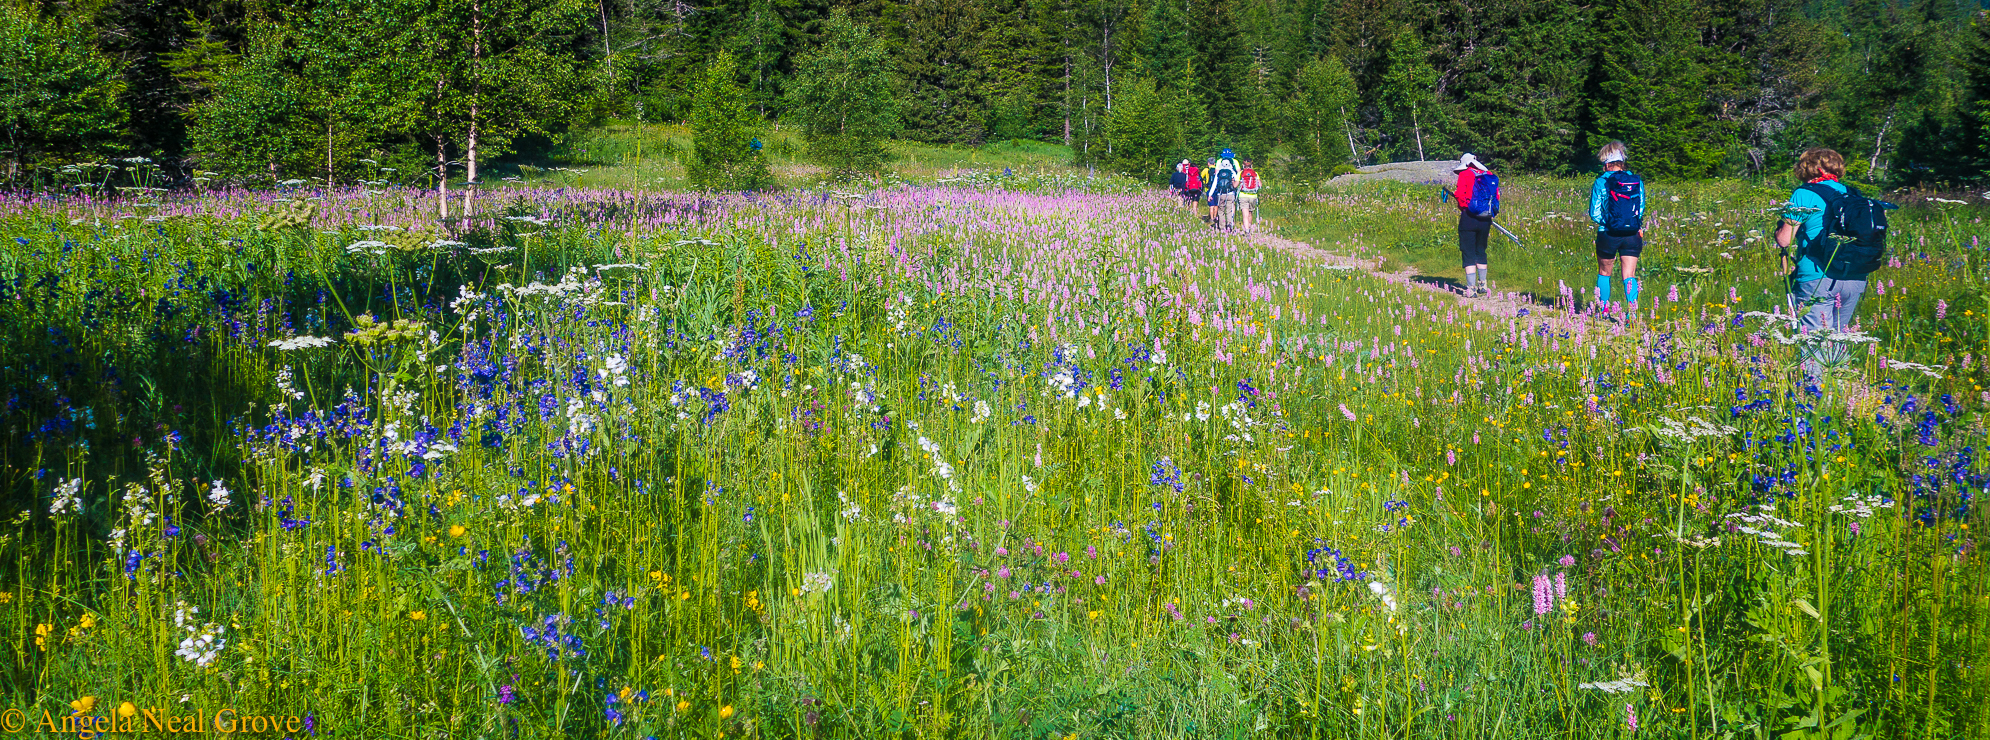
[1198,159,1216,223]
[1207,156,1239,230]
[1453,153,1499,296]
[1589,141,1645,316]
[1169,161,1189,201]
[1237,160,1261,232]
[1182,160,1204,214]
[1774,147,1889,376]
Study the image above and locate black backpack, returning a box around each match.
[1800,182,1894,280]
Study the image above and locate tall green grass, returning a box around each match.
[0,179,1984,739]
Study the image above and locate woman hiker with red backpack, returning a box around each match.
[1181,160,1203,215]
[1453,153,1499,296]
[1589,140,1645,318]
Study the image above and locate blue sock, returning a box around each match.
[1625,277,1640,305]
[1595,274,1611,302]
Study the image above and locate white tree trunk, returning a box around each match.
[325,123,335,187]
[1870,106,1895,179]
[437,138,449,220]
[464,111,478,215]
[1341,107,1359,166]
[465,0,483,216]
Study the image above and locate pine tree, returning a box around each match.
[1373,28,1446,162]
[786,11,900,174]
[738,0,788,117]
[1587,0,1727,178]
[1955,10,1990,181]
[185,28,313,182]
[1140,0,1193,90]
[0,5,127,178]
[1446,0,1590,172]
[1288,53,1357,179]
[1102,77,1177,177]
[1189,0,1249,139]
[690,50,774,190]
[897,0,988,143]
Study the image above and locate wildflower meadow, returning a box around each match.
[2,177,1985,738]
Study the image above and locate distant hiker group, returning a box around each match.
[1168,149,1260,232]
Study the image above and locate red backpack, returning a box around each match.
[1238,168,1259,192]
[1186,167,1202,190]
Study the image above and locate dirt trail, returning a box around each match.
[1242,229,1548,318]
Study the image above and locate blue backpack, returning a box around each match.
[1602,171,1643,234]
[1466,171,1500,217]
[1213,168,1235,194]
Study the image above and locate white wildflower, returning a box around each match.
[206,480,232,511]
[268,336,335,351]
[50,478,83,515]
[1367,581,1398,613]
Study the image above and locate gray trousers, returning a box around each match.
[1791,277,1866,373]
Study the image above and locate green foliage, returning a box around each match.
[157,12,238,102]
[1442,0,1591,173]
[690,51,774,190]
[1287,54,1357,179]
[185,29,316,182]
[1588,0,1731,178]
[785,11,899,175]
[897,0,987,144]
[1101,78,1183,179]
[25,0,1990,182]
[1373,29,1450,163]
[1188,0,1251,138]
[0,6,127,176]
[1141,0,1194,90]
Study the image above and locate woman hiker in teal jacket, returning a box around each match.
[1589,140,1645,317]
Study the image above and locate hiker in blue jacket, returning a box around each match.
[1589,141,1645,317]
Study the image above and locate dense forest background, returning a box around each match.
[8,0,1990,185]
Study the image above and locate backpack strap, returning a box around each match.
[1800,182,1846,207]
[1796,182,1847,253]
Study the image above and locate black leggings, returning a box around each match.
[1458,212,1491,266]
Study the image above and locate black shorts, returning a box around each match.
[1458,212,1491,266]
[1595,232,1644,259]
[1182,188,1201,203]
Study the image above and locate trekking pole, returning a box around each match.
[1442,188,1525,247]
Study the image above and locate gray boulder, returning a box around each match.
[1326,160,1458,187]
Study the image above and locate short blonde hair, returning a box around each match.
[1597,141,1628,164]
[1795,148,1845,181]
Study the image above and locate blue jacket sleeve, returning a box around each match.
[1589,176,1608,227]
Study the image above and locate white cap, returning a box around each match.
[1453,153,1486,171]
[1600,152,1626,164]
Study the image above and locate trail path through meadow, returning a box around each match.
[1243,229,1553,321]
